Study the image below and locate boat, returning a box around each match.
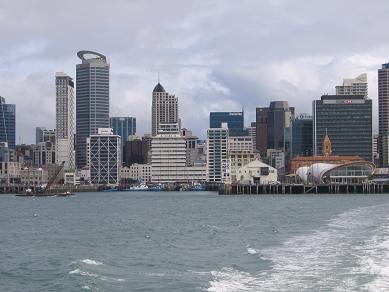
[129,183,149,191]
[191,183,205,191]
[148,184,164,191]
[55,191,74,197]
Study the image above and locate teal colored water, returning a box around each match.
[1,192,389,291]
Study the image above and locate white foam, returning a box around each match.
[81,285,91,290]
[80,259,104,266]
[207,267,258,292]
[247,248,257,255]
[69,268,99,278]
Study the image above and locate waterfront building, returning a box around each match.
[15,144,33,167]
[35,127,55,144]
[20,167,44,186]
[110,117,136,159]
[291,113,313,158]
[151,82,179,136]
[33,142,56,167]
[76,50,110,169]
[209,111,245,136]
[236,159,278,185]
[151,132,205,183]
[0,97,16,150]
[313,94,372,161]
[206,123,229,182]
[335,73,368,96]
[296,161,374,184]
[121,163,151,183]
[124,135,150,166]
[0,161,21,185]
[181,128,198,166]
[379,63,389,166]
[55,72,75,170]
[255,101,295,159]
[87,128,121,185]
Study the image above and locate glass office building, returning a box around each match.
[0,97,16,150]
[209,111,245,136]
[313,95,372,161]
[291,114,313,157]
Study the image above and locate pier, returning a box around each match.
[219,183,389,195]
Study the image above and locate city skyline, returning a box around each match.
[1,0,389,142]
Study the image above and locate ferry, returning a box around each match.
[129,183,149,191]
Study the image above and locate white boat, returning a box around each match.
[129,183,149,191]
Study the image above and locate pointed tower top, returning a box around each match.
[322,128,332,157]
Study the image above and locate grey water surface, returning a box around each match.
[1,191,389,291]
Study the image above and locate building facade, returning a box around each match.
[209,111,245,136]
[379,63,389,166]
[36,127,56,144]
[87,128,121,185]
[0,97,16,150]
[110,116,136,151]
[121,163,151,183]
[33,142,56,167]
[335,73,368,96]
[151,83,179,136]
[55,72,75,170]
[124,135,150,166]
[76,50,110,169]
[206,124,229,182]
[291,113,313,158]
[313,95,372,161]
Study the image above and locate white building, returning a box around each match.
[267,149,285,171]
[33,142,56,167]
[206,123,229,182]
[87,128,121,185]
[0,162,21,185]
[151,82,179,136]
[121,163,152,183]
[20,167,44,186]
[55,72,75,170]
[151,133,206,183]
[236,159,278,185]
[335,73,368,97]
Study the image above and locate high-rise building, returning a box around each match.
[335,73,368,96]
[209,111,246,136]
[151,82,179,136]
[291,114,313,158]
[379,63,389,166]
[246,122,257,152]
[55,72,75,170]
[33,142,56,167]
[76,50,110,169]
[313,95,372,161]
[87,128,121,185]
[110,117,136,147]
[123,135,150,166]
[0,97,16,150]
[35,127,55,144]
[206,123,229,182]
[255,101,295,158]
[373,134,379,165]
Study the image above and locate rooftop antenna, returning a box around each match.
[158,72,160,84]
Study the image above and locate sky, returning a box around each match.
[0,0,388,143]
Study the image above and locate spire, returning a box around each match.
[322,128,332,157]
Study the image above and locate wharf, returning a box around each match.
[220,183,389,195]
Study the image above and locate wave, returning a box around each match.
[80,259,104,266]
[207,203,389,292]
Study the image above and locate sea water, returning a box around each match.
[1,191,389,291]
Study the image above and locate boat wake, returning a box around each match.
[207,203,389,292]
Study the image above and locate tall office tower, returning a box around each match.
[110,117,136,151]
[151,82,179,136]
[55,72,75,170]
[35,127,56,144]
[336,73,368,97]
[0,97,16,150]
[246,122,257,152]
[379,63,389,166]
[255,101,295,158]
[209,111,245,136]
[313,95,372,161]
[373,134,379,165]
[76,50,110,169]
[123,135,150,166]
[206,123,229,182]
[291,113,313,158]
[87,128,121,185]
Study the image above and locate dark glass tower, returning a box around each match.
[209,111,245,136]
[0,97,16,150]
[291,114,313,157]
[313,95,372,161]
[76,50,110,169]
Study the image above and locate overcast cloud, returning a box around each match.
[0,0,388,143]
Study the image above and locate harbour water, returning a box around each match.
[1,191,389,291]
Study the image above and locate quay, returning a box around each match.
[219,183,389,195]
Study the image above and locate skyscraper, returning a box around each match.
[55,72,75,170]
[76,50,110,169]
[151,82,179,136]
[379,63,389,166]
[291,114,313,158]
[110,117,136,148]
[35,127,55,144]
[206,123,229,182]
[313,95,372,161]
[0,97,16,150]
[335,73,368,97]
[255,101,294,158]
[209,111,245,136]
